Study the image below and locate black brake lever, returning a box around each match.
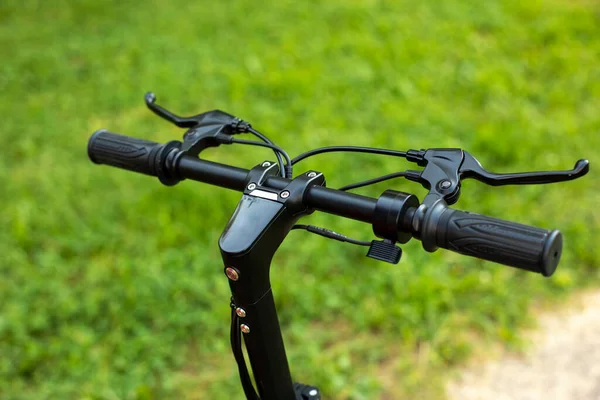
[144,92,250,157]
[460,153,589,185]
[404,148,590,206]
[145,92,198,128]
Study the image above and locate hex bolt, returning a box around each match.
[280,191,290,198]
[440,180,452,189]
[236,307,247,318]
[240,324,251,334]
[225,267,239,281]
[247,183,257,191]
[262,161,271,167]
[307,172,317,178]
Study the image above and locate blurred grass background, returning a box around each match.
[1,0,599,398]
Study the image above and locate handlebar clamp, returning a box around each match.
[245,162,326,215]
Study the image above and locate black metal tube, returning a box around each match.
[242,289,296,399]
[177,155,248,191]
[304,186,377,223]
[177,155,378,224]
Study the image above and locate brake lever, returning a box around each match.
[144,92,250,157]
[404,148,590,206]
[460,153,589,185]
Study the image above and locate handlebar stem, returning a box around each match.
[219,162,327,399]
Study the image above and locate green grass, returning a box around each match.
[1,0,599,398]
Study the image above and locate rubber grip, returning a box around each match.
[88,130,162,176]
[436,209,562,277]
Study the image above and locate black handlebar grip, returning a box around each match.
[88,130,162,176]
[436,209,562,277]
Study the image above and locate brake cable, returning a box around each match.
[218,136,293,179]
[291,146,407,165]
[247,127,286,175]
[338,171,413,191]
[291,146,419,192]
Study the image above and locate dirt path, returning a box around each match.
[447,290,600,400]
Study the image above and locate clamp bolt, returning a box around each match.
[307,172,317,178]
[262,161,271,167]
[247,183,257,191]
[280,191,290,198]
[240,324,251,334]
[225,267,239,281]
[236,307,247,318]
[440,180,452,189]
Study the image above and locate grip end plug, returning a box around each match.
[88,129,108,164]
[541,230,562,277]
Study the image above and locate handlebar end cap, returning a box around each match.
[541,230,562,277]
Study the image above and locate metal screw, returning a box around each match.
[240,324,251,334]
[225,267,239,281]
[308,389,318,397]
[307,172,317,178]
[280,191,290,198]
[236,307,247,318]
[247,183,257,191]
[262,161,271,167]
[440,180,452,189]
